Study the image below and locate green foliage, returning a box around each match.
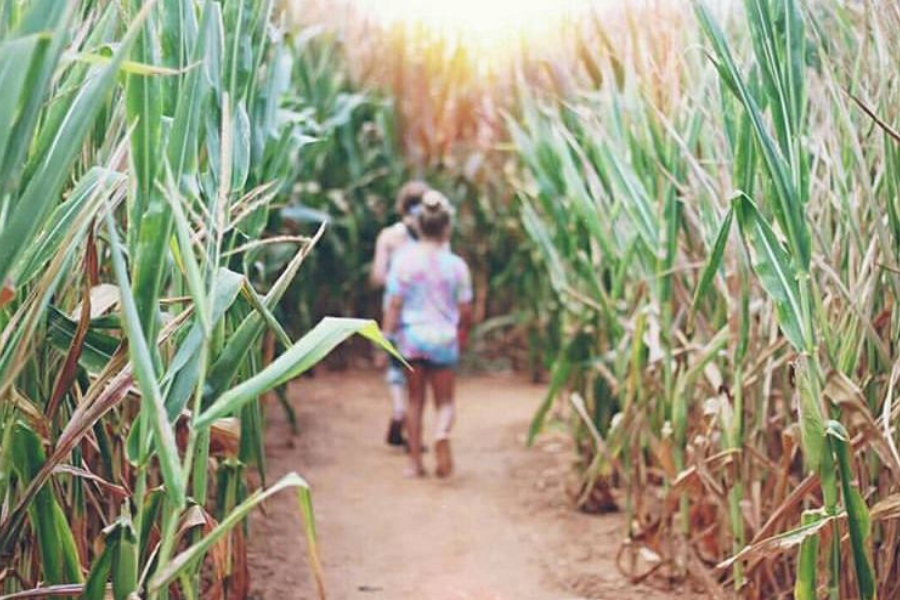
[508,0,900,595]
[0,1,392,597]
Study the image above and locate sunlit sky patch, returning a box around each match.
[352,0,596,53]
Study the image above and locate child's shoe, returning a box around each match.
[386,418,405,447]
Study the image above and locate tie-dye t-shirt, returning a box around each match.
[385,244,473,366]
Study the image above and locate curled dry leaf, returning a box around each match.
[870,493,900,522]
[52,465,129,500]
[824,370,900,479]
[70,283,120,321]
[717,511,836,572]
[0,278,13,308]
[210,418,241,457]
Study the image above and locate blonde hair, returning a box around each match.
[417,190,453,240]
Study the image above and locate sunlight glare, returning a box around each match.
[353,0,594,54]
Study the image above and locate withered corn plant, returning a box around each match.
[512,0,900,597]
[0,1,395,598]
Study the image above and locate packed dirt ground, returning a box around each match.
[247,370,695,599]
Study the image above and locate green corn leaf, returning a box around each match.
[132,0,216,347]
[10,422,82,585]
[159,0,196,113]
[79,533,114,600]
[0,35,40,166]
[0,2,152,285]
[733,108,758,195]
[196,317,400,429]
[137,489,164,566]
[253,43,292,161]
[124,0,163,244]
[240,279,292,348]
[794,509,824,600]
[693,204,734,307]
[240,396,266,481]
[527,352,571,446]
[826,420,876,600]
[660,187,683,303]
[104,210,185,508]
[695,0,810,270]
[148,472,323,594]
[231,99,251,191]
[15,167,126,286]
[46,307,118,374]
[109,512,138,600]
[733,193,805,351]
[596,142,659,251]
[718,511,835,571]
[204,228,323,399]
[16,3,118,191]
[163,268,244,420]
[167,0,216,182]
[743,0,806,166]
[0,0,72,192]
[165,178,211,334]
[520,199,567,295]
[10,0,67,36]
[0,420,14,506]
[70,52,189,76]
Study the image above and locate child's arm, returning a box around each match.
[457,301,473,350]
[456,257,474,350]
[382,295,402,338]
[370,229,393,288]
[382,253,406,338]
[376,295,402,368]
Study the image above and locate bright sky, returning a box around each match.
[353,0,595,51]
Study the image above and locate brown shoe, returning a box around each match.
[435,439,453,478]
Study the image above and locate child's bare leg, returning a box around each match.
[431,368,455,477]
[389,383,406,419]
[385,364,406,446]
[405,363,427,476]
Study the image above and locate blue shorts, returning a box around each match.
[409,358,457,371]
[386,357,405,386]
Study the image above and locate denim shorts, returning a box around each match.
[409,357,457,371]
[386,358,406,386]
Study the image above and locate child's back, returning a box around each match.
[370,181,429,289]
[381,190,472,478]
[371,220,417,287]
[386,243,471,367]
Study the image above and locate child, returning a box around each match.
[371,180,430,447]
[382,191,472,478]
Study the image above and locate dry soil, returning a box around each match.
[247,369,693,600]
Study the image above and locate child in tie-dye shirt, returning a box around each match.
[383,191,472,478]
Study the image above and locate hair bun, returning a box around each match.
[422,192,443,210]
[416,190,453,239]
[421,190,454,214]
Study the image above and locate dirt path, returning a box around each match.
[247,370,688,600]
